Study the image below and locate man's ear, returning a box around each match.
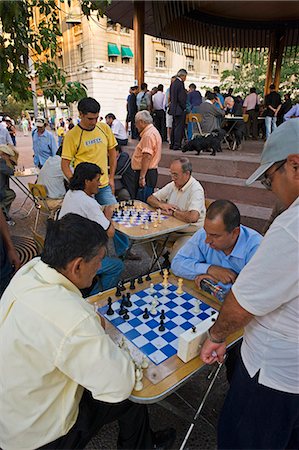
[232,226,240,240]
[63,257,84,283]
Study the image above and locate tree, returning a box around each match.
[220,49,299,99]
[0,0,110,106]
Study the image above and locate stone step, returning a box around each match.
[157,168,276,209]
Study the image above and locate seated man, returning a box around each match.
[115,145,136,201]
[0,214,174,449]
[147,157,206,263]
[171,200,262,295]
[198,91,225,136]
[105,113,128,146]
[59,162,123,292]
[0,144,17,222]
[37,147,66,199]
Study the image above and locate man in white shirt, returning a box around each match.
[201,119,299,450]
[243,87,260,140]
[0,214,172,449]
[37,149,66,199]
[105,113,128,146]
[152,84,167,141]
[147,157,206,263]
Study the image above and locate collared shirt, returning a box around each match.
[111,119,127,140]
[32,129,57,167]
[153,176,206,231]
[59,190,110,230]
[152,91,166,111]
[232,197,299,394]
[0,259,134,449]
[131,124,162,170]
[243,92,260,111]
[171,225,262,291]
[0,126,13,145]
[62,123,117,188]
[284,103,299,121]
[37,155,66,199]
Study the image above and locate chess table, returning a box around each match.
[112,201,189,272]
[10,167,40,217]
[88,271,243,404]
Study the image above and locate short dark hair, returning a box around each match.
[269,84,275,90]
[78,97,100,114]
[189,83,196,90]
[157,84,163,91]
[206,200,240,232]
[250,87,256,93]
[41,214,108,270]
[69,162,103,191]
[105,113,116,120]
[141,82,148,91]
[213,86,220,93]
[206,91,217,101]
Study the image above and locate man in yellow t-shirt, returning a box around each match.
[61,97,117,205]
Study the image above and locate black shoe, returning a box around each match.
[169,145,173,149]
[172,147,181,151]
[153,427,176,450]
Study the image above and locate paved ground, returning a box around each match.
[8,131,236,450]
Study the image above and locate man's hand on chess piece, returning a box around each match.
[207,265,237,284]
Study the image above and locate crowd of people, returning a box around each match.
[0,75,298,450]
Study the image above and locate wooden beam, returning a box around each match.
[274,33,286,89]
[133,1,144,87]
[264,31,276,95]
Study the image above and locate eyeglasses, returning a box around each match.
[260,160,286,191]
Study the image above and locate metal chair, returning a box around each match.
[189,114,211,139]
[28,183,63,232]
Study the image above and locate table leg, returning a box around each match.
[148,235,170,273]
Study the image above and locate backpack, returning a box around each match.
[139,92,148,111]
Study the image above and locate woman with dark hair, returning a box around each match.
[59,162,123,292]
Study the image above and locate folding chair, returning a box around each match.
[28,183,63,232]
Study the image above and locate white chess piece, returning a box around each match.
[193,299,200,314]
[176,278,184,295]
[134,366,143,391]
[162,269,169,288]
[150,303,157,315]
[157,208,162,224]
[141,356,149,369]
[149,283,154,294]
[144,221,149,230]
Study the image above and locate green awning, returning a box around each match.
[108,43,120,57]
[121,46,133,58]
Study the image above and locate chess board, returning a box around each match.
[112,207,168,228]
[98,282,218,365]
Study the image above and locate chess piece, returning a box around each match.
[123,310,129,320]
[144,221,149,230]
[176,278,184,295]
[141,356,149,369]
[150,303,157,315]
[153,220,158,228]
[115,285,122,297]
[130,216,134,224]
[137,275,143,284]
[162,269,169,288]
[160,309,165,320]
[126,292,132,307]
[193,299,200,314]
[134,366,143,391]
[119,301,126,315]
[130,278,135,290]
[149,283,154,294]
[148,214,152,222]
[153,295,159,307]
[143,307,149,319]
[145,273,151,281]
[157,208,162,224]
[119,280,126,291]
[159,319,165,332]
[106,297,114,315]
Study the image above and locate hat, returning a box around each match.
[246,120,299,185]
[0,144,15,157]
[5,116,12,122]
[36,117,46,127]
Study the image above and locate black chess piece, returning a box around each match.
[158,319,165,332]
[119,301,126,315]
[123,310,129,320]
[192,326,196,333]
[143,308,149,319]
[126,292,132,307]
[106,297,114,315]
[115,285,122,297]
[160,309,165,320]
[148,214,152,222]
[129,211,132,217]
[122,294,129,307]
[137,275,143,284]
[121,210,124,217]
[145,273,151,281]
[129,278,135,290]
[119,280,126,291]
[137,212,141,219]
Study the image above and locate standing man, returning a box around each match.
[32,117,57,168]
[61,97,117,205]
[243,87,260,140]
[200,120,299,450]
[187,84,202,140]
[127,86,139,139]
[213,86,224,109]
[136,83,151,112]
[264,83,281,139]
[0,123,13,146]
[152,84,167,141]
[131,111,162,202]
[169,69,188,150]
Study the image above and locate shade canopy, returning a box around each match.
[107,43,121,57]
[121,46,134,58]
[106,1,299,49]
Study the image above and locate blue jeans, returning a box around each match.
[89,256,123,294]
[265,116,277,139]
[95,185,117,206]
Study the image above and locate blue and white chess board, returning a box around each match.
[112,208,168,227]
[98,283,218,365]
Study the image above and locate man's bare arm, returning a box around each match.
[173,209,199,223]
[61,158,73,181]
[0,210,21,271]
[108,147,117,179]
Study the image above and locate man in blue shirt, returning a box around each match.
[32,118,57,168]
[171,199,262,294]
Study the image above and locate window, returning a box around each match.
[77,44,83,63]
[107,18,118,31]
[155,50,166,68]
[108,55,117,63]
[186,56,194,71]
[122,58,130,64]
[211,60,219,75]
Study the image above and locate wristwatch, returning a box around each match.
[207,328,225,344]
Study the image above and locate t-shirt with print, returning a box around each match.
[62,123,117,188]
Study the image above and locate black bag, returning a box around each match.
[254,95,259,112]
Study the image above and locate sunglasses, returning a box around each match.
[260,160,286,191]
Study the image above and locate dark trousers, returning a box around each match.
[153,110,167,141]
[171,114,186,149]
[218,356,299,450]
[116,138,128,146]
[134,168,158,202]
[246,109,259,139]
[39,389,153,449]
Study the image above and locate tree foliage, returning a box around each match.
[0,0,110,106]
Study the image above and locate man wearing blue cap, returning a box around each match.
[200,119,299,450]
